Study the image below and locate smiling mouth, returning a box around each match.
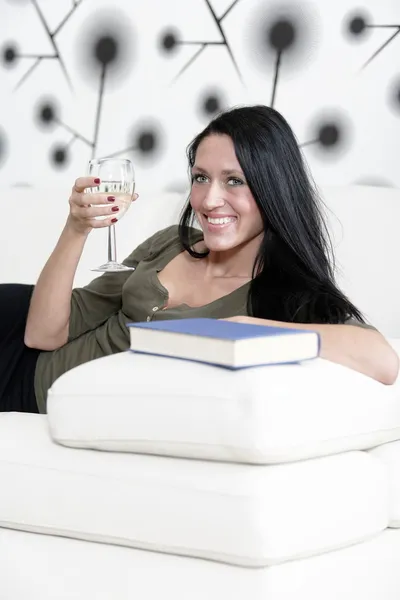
[205,216,237,226]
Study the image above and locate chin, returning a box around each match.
[202,232,240,252]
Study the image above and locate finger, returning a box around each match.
[87,217,119,229]
[73,177,100,194]
[73,204,120,219]
[76,192,139,206]
[70,192,117,208]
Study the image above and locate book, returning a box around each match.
[127,318,320,369]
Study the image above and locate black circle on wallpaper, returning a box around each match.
[269,19,296,52]
[307,111,351,156]
[246,2,320,75]
[343,11,371,39]
[318,123,340,147]
[94,36,119,66]
[198,90,225,118]
[76,9,135,89]
[51,145,69,168]
[129,121,163,164]
[2,43,19,67]
[159,29,180,54]
[138,131,156,153]
[0,127,7,169]
[349,17,366,35]
[35,98,60,131]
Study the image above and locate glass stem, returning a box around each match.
[108,224,117,263]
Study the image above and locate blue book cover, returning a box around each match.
[127,318,312,340]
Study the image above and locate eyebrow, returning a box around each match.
[192,166,244,176]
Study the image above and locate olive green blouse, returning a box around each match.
[34,225,375,413]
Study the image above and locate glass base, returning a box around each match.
[91,261,135,273]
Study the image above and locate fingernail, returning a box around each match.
[107,196,115,202]
[111,217,118,223]
[111,206,119,212]
[94,178,100,184]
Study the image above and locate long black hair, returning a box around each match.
[178,105,365,325]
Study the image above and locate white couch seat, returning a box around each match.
[0,413,391,568]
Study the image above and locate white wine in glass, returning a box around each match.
[88,158,135,273]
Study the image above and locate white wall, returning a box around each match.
[2,184,400,337]
[0,0,399,193]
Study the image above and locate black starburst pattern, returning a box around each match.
[268,17,298,107]
[199,89,226,118]
[51,144,69,168]
[300,113,351,155]
[247,3,319,109]
[2,0,84,91]
[36,99,60,131]
[35,96,94,164]
[344,11,400,70]
[34,10,135,165]
[104,122,164,164]
[2,43,19,67]
[159,0,243,83]
[77,11,134,90]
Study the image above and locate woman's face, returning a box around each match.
[190,134,264,253]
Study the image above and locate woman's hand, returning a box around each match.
[66,176,138,236]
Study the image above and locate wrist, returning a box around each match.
[64,216,91,239]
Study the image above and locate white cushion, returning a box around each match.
[369,441,400,527]
[2,528,400,600]
[0,414,389,567]
[47,347,400,464]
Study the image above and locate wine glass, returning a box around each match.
[87,158,135,272]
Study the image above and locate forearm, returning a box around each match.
[24,220,89,350]
[249,318,400,385]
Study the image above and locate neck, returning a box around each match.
[198,234,263,279]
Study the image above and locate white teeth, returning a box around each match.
[207,217,236,225]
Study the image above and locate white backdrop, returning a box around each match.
[0,0,399,193]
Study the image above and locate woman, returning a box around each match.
[1,105,398,414]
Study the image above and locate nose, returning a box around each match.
[201,180,226,211]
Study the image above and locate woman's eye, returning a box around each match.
[227,177,244,186]
[193,174,208,183]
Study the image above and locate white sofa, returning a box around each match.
[0,184,400,599]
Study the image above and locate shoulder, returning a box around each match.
[147,225,181,248]
[133,225,180,256]
[129,225,203,262]
[148,224,203,252]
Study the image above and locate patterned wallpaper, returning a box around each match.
[0,0,399,191]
